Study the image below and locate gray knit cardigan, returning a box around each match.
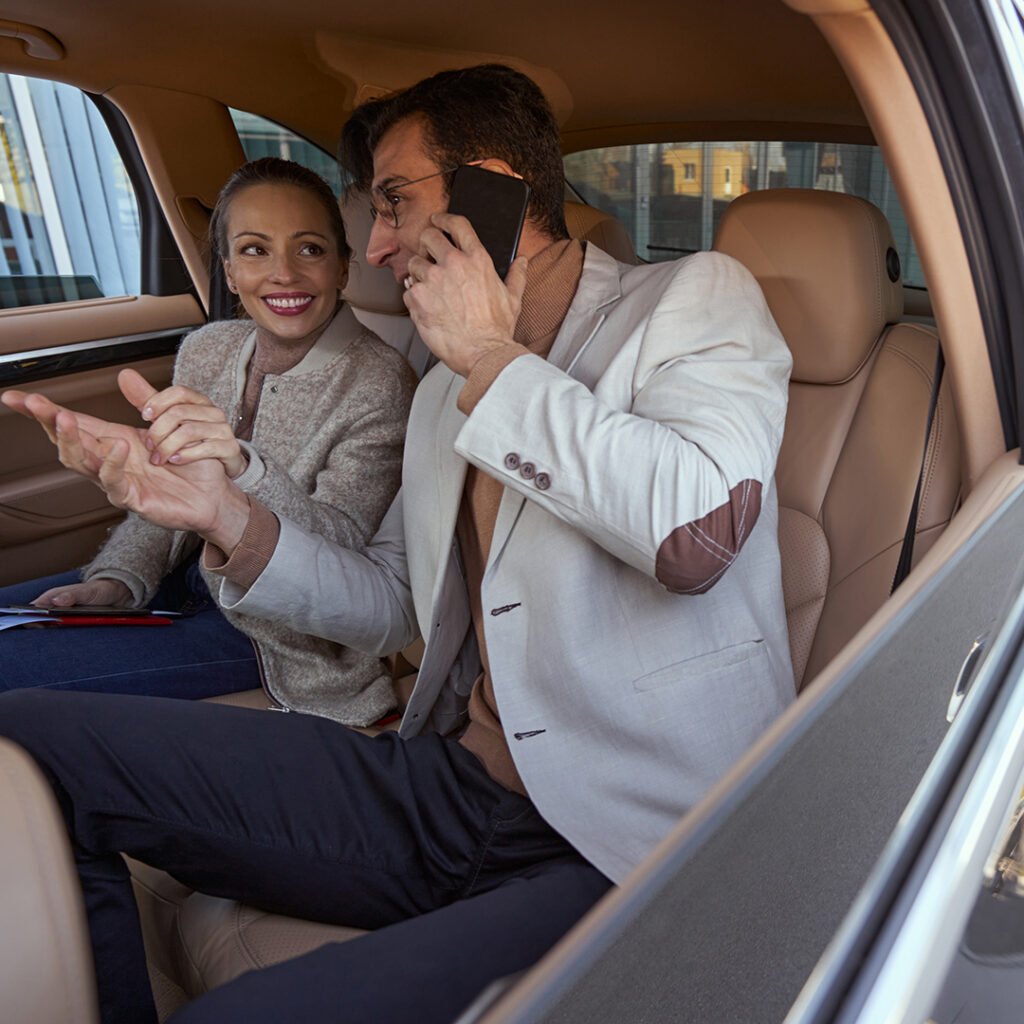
[84,304,417,725]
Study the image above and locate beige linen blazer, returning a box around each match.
[222,245,795,882]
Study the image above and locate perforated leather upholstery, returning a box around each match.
[0,739,99,1024]
[715,188,960,688]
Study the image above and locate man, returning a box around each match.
[0,65,793,1023]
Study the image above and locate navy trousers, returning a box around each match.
[0,566,260,697]
[0,690,611,1024]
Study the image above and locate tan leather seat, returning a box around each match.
[564,199,640,264]
[340,190,435,377]
[714,188,960,688]
[0,739,99,1024]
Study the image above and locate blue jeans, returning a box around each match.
[0,560,260,698]
[0,690,611,1024]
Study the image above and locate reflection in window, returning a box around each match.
[564,141,924,287]
[229,109,343,194]
[0,74,140,307]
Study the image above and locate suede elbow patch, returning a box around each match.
[655,479,763,595]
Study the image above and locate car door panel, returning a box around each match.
[0,294,204,586]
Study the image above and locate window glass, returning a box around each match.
[0,73,140,308]
[229,109,343,194]
[564,141,925,287]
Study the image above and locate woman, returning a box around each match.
[0,158,417,726]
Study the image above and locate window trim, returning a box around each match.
[88,92,195,301]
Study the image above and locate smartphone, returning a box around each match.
[446,165,530,280]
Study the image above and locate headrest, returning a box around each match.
[340,190,408,316]
[713,189,904,384]
[564,200,640,265]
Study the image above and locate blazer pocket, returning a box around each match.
[632,638,767,693]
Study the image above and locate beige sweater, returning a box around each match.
[84,305,417,725]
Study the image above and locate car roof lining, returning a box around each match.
[0,0,866,155]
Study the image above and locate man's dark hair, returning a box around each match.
[339,64,568,240]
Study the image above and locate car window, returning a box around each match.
[229,109,343,194]
[0,73,141,309]
[564,141,925,287]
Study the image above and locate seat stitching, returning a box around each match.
[233,902,267,970]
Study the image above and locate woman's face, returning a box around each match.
[222,182,347,343]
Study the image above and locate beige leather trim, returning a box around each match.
[203,690,274,711]
[0,294,201,355]
[778,507,830,686]
[313,34,574,126]
[108,85,247,312]
[775,357,878,520]
[341,190,408,316]
[714,189,902,384]
[564,201,639,265]
[807,7,1003,492]
[0,354,175,585]
[178,892,365,996]
[783,0,869,13]
[0,739,98,1024]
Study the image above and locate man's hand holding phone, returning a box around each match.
[404,211,529,378]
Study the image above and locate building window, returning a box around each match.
[229,109,342,194]
[563,140,925,285]
[0,74,140,308]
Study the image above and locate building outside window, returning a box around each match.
[0,73,140,308]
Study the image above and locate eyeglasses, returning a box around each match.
[369,166,460,229]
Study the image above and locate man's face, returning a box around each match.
[366,117,449,281]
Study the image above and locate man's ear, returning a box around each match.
[475,158,523,180]
[223,258,238,294]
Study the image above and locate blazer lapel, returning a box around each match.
[486,244,624,571]
[548,243,623,377]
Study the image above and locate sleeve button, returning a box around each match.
[519,462,536,479]
[504,453,520,470]
[535,472,551,490]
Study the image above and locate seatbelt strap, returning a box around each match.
[891,346,945,592]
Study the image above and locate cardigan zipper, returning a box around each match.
[250,638,290,712]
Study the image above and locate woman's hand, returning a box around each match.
[3,375,252,554]
[33,578,133,609]
[1,389,144,484]
[119,370,247,479]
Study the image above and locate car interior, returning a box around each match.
[1,0,1022,1021]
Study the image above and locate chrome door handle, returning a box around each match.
[947,631,990,723]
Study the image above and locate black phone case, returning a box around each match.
[446,166,530,279]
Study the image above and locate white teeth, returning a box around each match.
[264,296,311,309]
